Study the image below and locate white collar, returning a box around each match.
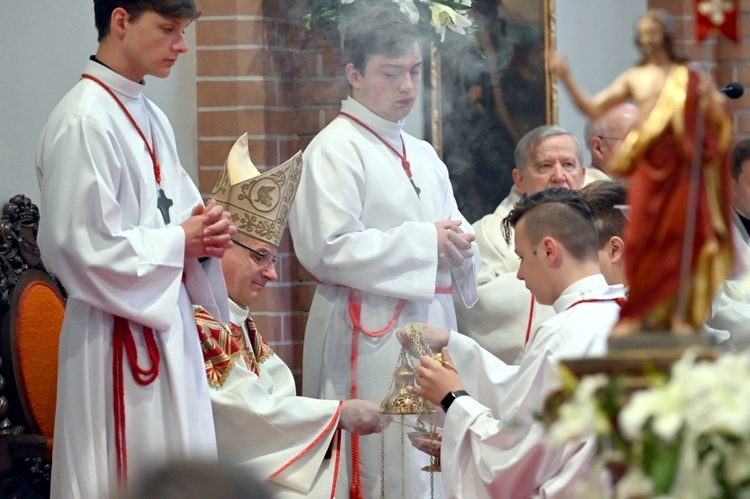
[339,96,405,139]
[552,274,625,314]
[83,59,145,99]
[228,298,250,326]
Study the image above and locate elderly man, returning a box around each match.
[584,102,638,180]
[456,125,585,364]
[200,134,384,498]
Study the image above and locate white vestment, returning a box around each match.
[36,61,227,499]
[455,170,604,364]
[288,96,480,498]
[210,300,346,498]
[706,210,750,348]
[443,275,625,499]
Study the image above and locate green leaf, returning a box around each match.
[640,421,682,495]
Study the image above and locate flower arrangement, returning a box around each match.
[301,0,473,42]
[545,350,750,498]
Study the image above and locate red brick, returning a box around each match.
[277,139,303,163]
[735,111,750,133]
[290,313,310,343]
[713,41,750,62]
[197,80,270,107]
[254,285,293,313]
[292,52,319,78]
[278,230,293,253]
[198,0,263,17]
[290,255,316,282]
[253,314,283,342]
[647,0,689,15]
[197,167,222,193]
[292,282,316,312]
[197,48,267,77]
[716,65,737,87]
[288,24,339,50]
[321,51,344,77]
[272,341,304,369]
[295,78,348,106]
[197,138,258,167]
[196,19,267,46]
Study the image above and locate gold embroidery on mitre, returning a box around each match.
[211,133,303,247]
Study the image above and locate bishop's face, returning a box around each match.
[222,236,279,308]
[347,42,422,122]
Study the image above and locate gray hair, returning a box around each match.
[514,125,582,170]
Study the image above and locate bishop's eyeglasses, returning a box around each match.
[232,239,279,267]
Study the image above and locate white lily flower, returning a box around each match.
[614,468,653,499]
[550,374,611,442]
[392,0,420,24]
[429,3,472,41]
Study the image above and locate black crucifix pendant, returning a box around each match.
[410,178,421,198]
[157,188,173,224]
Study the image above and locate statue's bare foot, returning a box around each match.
[670,317,695,335]
[611,319,643,337]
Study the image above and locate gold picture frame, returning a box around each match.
[426,0,557,223]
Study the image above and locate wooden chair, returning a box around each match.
[0,194,66,497]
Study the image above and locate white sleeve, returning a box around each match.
[37,117,186,330]
[211,355,342,493]
[289,140,441,302]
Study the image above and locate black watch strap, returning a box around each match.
[440,389,469,412]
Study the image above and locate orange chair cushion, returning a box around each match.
[15,281,64,437]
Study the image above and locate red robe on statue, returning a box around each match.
[610,64,733,329]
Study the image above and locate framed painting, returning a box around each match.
[425,0,556,223]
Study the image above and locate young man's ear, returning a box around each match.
[608,236,625,263]
[346,63,362,90]
[109,7,131,39]
[541,237,561,267]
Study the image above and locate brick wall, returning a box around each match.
[649,0,750,141]
[194,0,347,388]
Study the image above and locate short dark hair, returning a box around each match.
[341,2,423,73]
[502,188,599,262]
[94,0,201,42]
[579,180,627,248]
[732,139,750,181]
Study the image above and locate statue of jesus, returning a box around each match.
[550,9,734,335]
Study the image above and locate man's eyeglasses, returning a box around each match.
[232,239,278,267]
[596,135,624,141]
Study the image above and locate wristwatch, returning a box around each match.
[440,390,469,412]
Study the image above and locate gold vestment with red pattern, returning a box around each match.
[194,306,274,388]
